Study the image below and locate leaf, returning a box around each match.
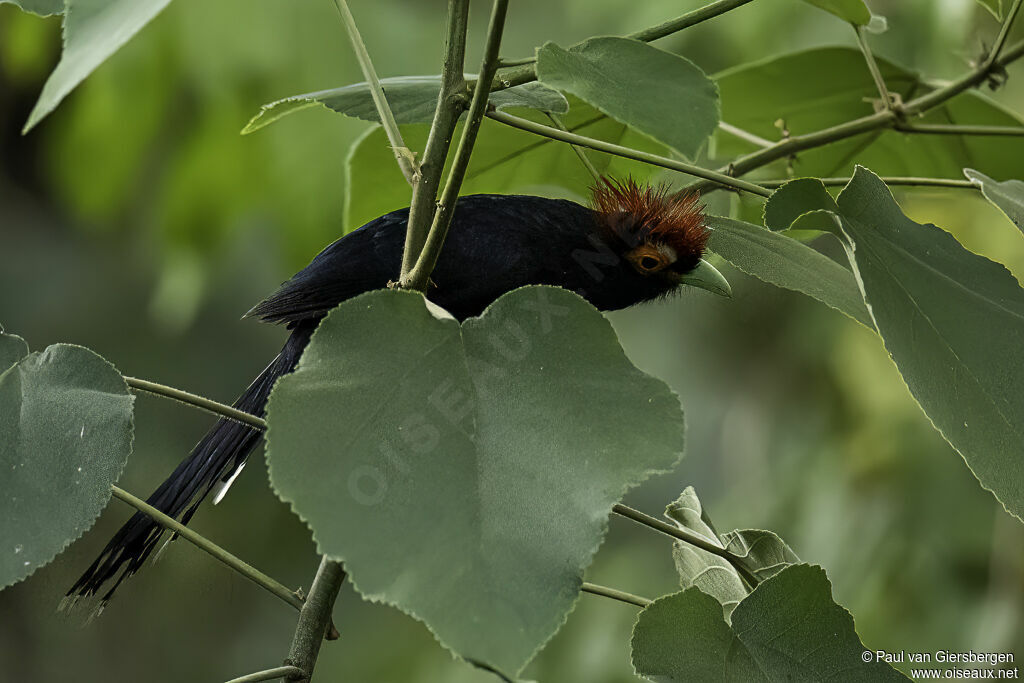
[631,565,907,682]
[766,167,1024,522]
[24,0,174,132]
[976,0,1003,19]
[266,287,685,676]
[0,343,134,589]
[0,330,29,373]
[664,488,800,620]
[242,77,568,134]
[964,168,1024,235]
[1,0,63,17]
[666,488,748,618]
[714,48,1024,180]
[801,0,872,25]
[536,37,719,160]
[706,215,873,327]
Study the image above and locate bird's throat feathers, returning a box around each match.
[590,177,709,270]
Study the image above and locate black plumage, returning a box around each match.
[68,186,721,605]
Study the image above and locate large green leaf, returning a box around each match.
[242,77,568,134]
[0,337,134,588]
[266,287,685,676]
[706,215,872,327]
[631,565,906,682]
[964,169,1024,235]
[1,0,63,16]
[766,168,1024,521]
[714,48,1024,180]
[24,0,174,132]
[537,37,719,160]
[343,101,668,231]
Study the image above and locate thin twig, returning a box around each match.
[399,0,471,280]
[284,557,347,682]
[611,503,761,588]
[581,581,652,607]
[985,0,1023,68]
[493,0,756,88]
[332,0,415,185]
[224,666,306,683]
[854,25,896,112]
[403,0,511,291]
[894,122,1024,136]
[110,486,303,610]
[486,109,772,197]
[757,176,978,189]
[547,112,603,182]
[719,121,773,148]
[124,376,266,429]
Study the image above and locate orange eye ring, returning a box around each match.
[626,245,671,274]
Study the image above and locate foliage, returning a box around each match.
[2,0,1024,681]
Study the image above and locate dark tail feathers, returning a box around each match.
[65,324,314,606]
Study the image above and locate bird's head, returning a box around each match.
[590,178,731,297]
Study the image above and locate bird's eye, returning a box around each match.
[640,256,661,271]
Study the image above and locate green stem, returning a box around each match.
[284,557,347,682]
[985,0,1023,68]
[854,24,895,111]
[400,0,471,281]
[332,0,415,185]
[719,121,772,148]
[758,176,978,189]
[581,581,652,607]
[547,112,603,183]
[894,122,1024,136]
[493,0,756,88]
[123,376,265,430]
[110,486,302,610]
[224,666,306,683]
[404,0,511,291]
[486,109,772,197]
[611,503,761,588]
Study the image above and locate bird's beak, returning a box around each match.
[676,258,732,297]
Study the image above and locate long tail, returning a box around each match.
[65,323,315,606]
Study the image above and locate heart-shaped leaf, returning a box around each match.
[266,287,685,676]
[242,77,568,134]
[765,168,1024,522]
[0,337,134,588]
[536,37,719,160]
[631,565,906,682]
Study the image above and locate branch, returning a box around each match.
[110,486,303,610]
[332,0,415,184]
[611,503,761,588]
[284,557,347,682]
[685,37,1024,195]
[486,109,772,197]
[399,0,471,281]
[758,176,978,189]
[493,0,756,89]
[224,666,306,683]
[719,121,773,148]
[894,122,1024,136]
[124,376,266,430]
[581,581,652,607]
[985,0,1023,69]
[403,0,511,291]
[547,112,602,182]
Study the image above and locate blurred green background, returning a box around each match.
[2,0,1024,680]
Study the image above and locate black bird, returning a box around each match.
[66,179,729,606]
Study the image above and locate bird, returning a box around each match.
[65,177,730,607]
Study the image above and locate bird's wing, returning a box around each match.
[245,211,407,325]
